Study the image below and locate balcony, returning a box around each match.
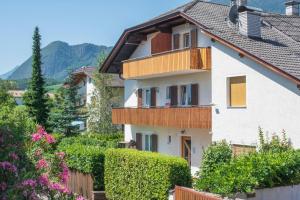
[122,47,211,79]
[112,106,212,129]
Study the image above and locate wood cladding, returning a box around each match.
[122,48,211,79]
[151,32,172,54]
[175,186,222,200]
[112,106,212,129]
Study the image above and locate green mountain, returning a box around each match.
[6,41,112,81]
[210,0,286,13]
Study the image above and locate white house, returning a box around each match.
[100,0,300,174]
[71,66,124,130]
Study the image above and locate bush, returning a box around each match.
[195,150,300,197]
[105,149,192,200]
[199,141,232,175]
[58,143,106,190]
[58,132,123,149]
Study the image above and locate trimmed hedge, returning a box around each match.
[105,149,192,200]
[57,143,106,190]
[57,134,122,190]
[58,133,122,148]
[195,150,300,197]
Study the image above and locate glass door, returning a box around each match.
[181,136,191,166]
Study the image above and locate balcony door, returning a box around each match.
[181,136,191,166]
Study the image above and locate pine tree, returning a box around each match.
[24,27,49,127]
[48,72,79,135]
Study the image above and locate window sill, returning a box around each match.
[227,106,247,109]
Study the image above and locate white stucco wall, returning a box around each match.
[211,42,300,147]
[125,125,211,174]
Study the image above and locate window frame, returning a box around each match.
[144,134,153,151]
[183,33,190,48]
[179,84,192,106]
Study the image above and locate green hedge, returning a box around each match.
[195,150,300,197]
[58,133,122,148]
[105,149,192,200]
[57,143,106,190]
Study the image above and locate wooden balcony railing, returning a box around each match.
[122,47,211,79]
[112,106,212,129]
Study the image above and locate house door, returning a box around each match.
[181,136,191,166]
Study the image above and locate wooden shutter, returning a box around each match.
[151,32,172,54]
[191,29,198,48]
[151,134,158,152]
[173,34,180,50]
[150,87,156,107]
[230,76,246,107]
[170,86,178,106]
[136,133,142,150]
[191,84,199,106]
[137,89,143,108]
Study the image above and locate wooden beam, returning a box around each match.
[127,34,147,43]
[155,26,172,33]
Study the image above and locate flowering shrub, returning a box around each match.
[0,126,85,200]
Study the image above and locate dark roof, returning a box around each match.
[101,0,300,84]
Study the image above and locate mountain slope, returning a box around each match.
[7,41,112,81]
[0,66,18,79]
[210,0,286,13]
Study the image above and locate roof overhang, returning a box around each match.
[100,12,300,85]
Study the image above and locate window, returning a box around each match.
[166,87,171,106]
[144,134,158,152]
[144,135,152,151]
[143,88,151,107]
[183,33,190,48]
[229,76,246,107]
[180,85,192,106]
[173,34,180,50]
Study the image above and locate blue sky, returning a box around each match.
[0,0,191,75]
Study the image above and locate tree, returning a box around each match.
[87,52,120,133]
[0,79,16,107]
[48,71,79,135]
[24,27,49,127]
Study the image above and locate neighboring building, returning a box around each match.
[8,90,26,105]
[8,90,55,106]
[71,66,124,129]
[100,0,300,174]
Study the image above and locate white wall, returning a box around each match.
[211,42,300,147]
[124,72,212,108]
[125,125,211,174]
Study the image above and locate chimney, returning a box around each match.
[238,7,262,38]
[285,1,300,16]
[237,0,247,6]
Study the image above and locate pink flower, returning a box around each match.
[49,182,70,193]
[9,152,19,160]
[32,133,42,142]
[59,163,69,184]
[38,174,49,186]
[76,196,85,200]
[0,182,7,191]
[0,161,17,174]
[36,126,47,136]
[45,134,55,144]
[22,179,37,187]
[36,159,48,169]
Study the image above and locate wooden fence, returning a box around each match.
[175,186,222,200]
[67,170,94,200]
